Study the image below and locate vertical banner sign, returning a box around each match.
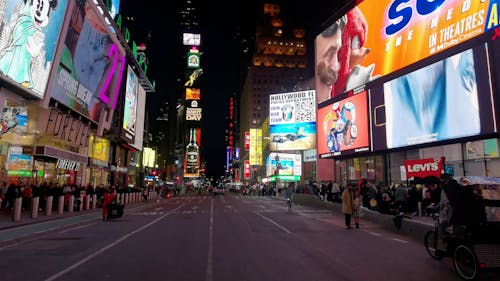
[244,160,251,180]
[245,131,250,151]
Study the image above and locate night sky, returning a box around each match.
[119,0,349,177]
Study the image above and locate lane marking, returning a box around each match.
[368,231,381,237]
[254,211,292,234]
[206,199,214,281]
[392,238,408,243]
[43,204,185,281]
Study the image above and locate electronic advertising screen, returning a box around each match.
[371,45,496,151]
[51,0,126,124]
[266,153,302,177]
[269,90,316,151]
[317,91,370,158]
[123,66,138,138]
[0,0,69,99]
[314,0,496,100]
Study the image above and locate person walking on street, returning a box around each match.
[342,184,354,229]
[102,186,117,221]
[352,190,362,228]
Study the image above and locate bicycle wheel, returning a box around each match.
[424,230,443,260]
[453,245,479,280]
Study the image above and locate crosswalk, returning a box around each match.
[131,194,334,217]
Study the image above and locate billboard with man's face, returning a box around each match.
[315,0,498,99]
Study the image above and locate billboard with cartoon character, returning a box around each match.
[0,0,68,99]
[315,0,498,100]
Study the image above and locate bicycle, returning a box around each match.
[286,197,292,210]
[424,213,480,280]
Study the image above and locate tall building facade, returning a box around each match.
[238,2,309,183]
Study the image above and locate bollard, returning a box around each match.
[68,195,74,213]
[58,196,64,215]
[12,197,22,222]
[125,193,129,204]
[418,202,422,217]
[85,194,91,210]
[31,197,39,218]
[45,196,53,216]
[78,195,84,212]
[92,194,97,209]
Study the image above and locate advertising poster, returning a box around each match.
[371,45,496,151]
[266,153,302,177]
[0,105,27,136]
[51,0,126,123]
[317,91,370,157]
[123,66,138,136]
[0,0,68,98]
[186,88,201,100]
[269,89,316,151]
[269,90,316,125]
[384,49,482,149]
[315,0,496,98]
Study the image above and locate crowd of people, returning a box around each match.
[0,182,141,214]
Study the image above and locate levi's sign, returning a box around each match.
[404,157,444,179]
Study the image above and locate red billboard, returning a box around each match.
[317,91,370,157]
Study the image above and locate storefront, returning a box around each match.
[332,139,500,188]
[26,146,87,186]
[87,158,110,188]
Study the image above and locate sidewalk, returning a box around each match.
[291,193,434,242]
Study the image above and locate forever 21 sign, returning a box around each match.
[56,159,81,171]
[45,108,91,146]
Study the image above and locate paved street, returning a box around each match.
[0,193,499,281]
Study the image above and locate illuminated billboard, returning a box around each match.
[269,90,316,151]
[186,99,202,121]
[269,90,316,125]
[186,88,201,100]
[129,83,146,151]
[187,50,200,68]
[315,0,496,99]
[0,0,69,99]
[51,0,126,123]
[183,33,201,46]
[371,46,496,151]
[266,153,302,177]
[123,66,138,137]
[143,147,155,167]
[317,91,370,157]
[184,128,201,178]
[249,128,262,165]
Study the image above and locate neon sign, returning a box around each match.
[98,44,126,110]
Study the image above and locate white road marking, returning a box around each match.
[206,199,214,281]
[43,204,185,281]
[254,211,292,234]
[368,231,381,237]
[392,238,408,243]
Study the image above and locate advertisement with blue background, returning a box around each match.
[51,0,125,123]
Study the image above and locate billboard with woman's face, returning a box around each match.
[0,0,68,98]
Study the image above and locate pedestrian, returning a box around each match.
[352,190,362,228]
[102,186,117,221]
[341,184,354,229]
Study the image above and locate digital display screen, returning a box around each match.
[314,0,496,100]
[371,45,496,151]
[317,91,370,157]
